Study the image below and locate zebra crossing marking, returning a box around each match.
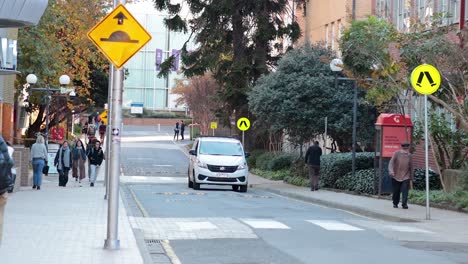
[176,221,218,231]
[306,220,364,231]
[241,219,290,229]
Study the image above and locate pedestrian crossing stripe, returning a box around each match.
[241,219,290,229]
[152,192,271,198]
[306,220,364,231]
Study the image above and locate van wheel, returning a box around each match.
[239,185,248,193]
[232,185,239,191]
[188,169,193,188]
[193,181,201,190]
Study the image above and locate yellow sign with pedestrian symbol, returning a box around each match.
[237,117,250,131]
[410,64,441,95]
[210,122,217,129]
[99,110,108,125]
[87,4,152,69]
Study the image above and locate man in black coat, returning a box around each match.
[305,141,322,191]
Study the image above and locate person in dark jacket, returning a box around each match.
[72,139,87,185]
[388,141,413,209]
[173,122,180,141]
[54,141,72,187]
[305,141,322,191]
[87,140,104,187]
[0,136,13,245]
[180,120,186,140]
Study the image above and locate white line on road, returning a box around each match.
[176,221,218,231]
[385,225,433,233]
[152,165,173,167]
[306,220,364,231]
[241,219,290,229]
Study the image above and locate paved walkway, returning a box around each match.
[0,161,144,264]
[249,173,468,244]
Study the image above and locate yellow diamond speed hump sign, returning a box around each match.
[87,4,152,69]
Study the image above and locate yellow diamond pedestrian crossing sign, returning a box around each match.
[87,4,152,69]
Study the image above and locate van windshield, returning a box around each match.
[199,141,244,156]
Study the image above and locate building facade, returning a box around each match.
[0,0,48,142]
[124,1,194,112]
[296,0,372,52]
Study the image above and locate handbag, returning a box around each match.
[43,165,50,175]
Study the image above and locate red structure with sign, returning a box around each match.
[374,114,413,194]
[51,127,65,141]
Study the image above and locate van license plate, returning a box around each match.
[216,173,228,177]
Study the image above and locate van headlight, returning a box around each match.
[237,162,247,170]
[197,159,208,169]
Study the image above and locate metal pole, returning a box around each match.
[324,117,328,155]
[351,80,357,177]
[424,95,431,220]
[71,112,75,136]
[352,0,356,20]
[45,88,50,149]
[104,0,123,250]
[242,131,245,146]
[105,65,114,197]
[104,67,123,250]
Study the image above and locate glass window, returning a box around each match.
[125,69,145,87]
[154,89,167,108]
[144,88,155,108]
[331,22,335,50]
[325,24,329,47]
[124,88,144,107]
[199,141,244,156]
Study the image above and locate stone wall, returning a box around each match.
[12,146,31,188]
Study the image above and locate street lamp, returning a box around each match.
[330,58,358,178]
[26,73,72,147]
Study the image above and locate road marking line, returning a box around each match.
[241,219,290,229]
[128,187,150,218]
[152,165,173,167]
[306,220,364,231]
[161,240,182,264]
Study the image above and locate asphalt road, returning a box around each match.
[120,125,468,264]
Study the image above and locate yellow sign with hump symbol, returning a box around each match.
[410,64,441,95]
[87,4,152,69]
[210,122,217,129]
[237,117,250,131]
[99,110,108,125]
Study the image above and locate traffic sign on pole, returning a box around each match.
[237,117,250,131]
[87,4,152,69]
[411,64,441,220]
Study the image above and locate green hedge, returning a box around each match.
[255,152,296,171]
[251,168,290,181]
[247,149,267,168]
[335,169,375,194]
[409,189,468,210]
[320,152,374,188]
[290,158,308,179]
[283,175,310,187]
[412,168,442,190]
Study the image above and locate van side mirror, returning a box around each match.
[245,152,250,158]
[189,150,197,156]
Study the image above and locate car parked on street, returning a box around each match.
[188,137,249,192]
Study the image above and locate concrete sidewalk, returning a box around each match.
[0,161,144,264]
[249,173,468,243]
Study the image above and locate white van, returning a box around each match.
[188,137,250,192]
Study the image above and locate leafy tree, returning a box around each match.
[248,44,378,152]
[17,0,110,140]
[152,0,301,123]
[172,74,223,135]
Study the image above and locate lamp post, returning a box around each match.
[330,58,358,177]
[26,74,72,147]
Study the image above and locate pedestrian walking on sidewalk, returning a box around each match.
[388,141,413,209]
[0,136,14,245]
[180,120,185,140]
[72,139,87,185]
[98,123,107,144]
[30,135,48,190]
[54,141,72,187]
[305,141,322,191]
[87,120,96,143]
[173,121,180,141]
[87,140,104,187]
